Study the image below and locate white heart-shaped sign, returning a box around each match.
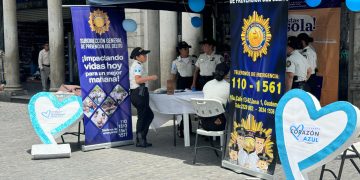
[28,92,83,144]
[275,89,360,180]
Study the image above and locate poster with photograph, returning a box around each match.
[71,7,133,150]
[288,0,341,105]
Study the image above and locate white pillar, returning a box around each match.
[3,0,22,91]
[144,10,160,91]
[182,13,203,57]
[48,0,64,91]
[159,10,177,88]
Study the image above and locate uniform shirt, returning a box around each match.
[286,50,309,82]
[195,52,223,76]
[38,49,50,69]
[238,148,249,166]
[171,56,196,77]
[129,60,146,89]
[247,152,260,170]
[203,79,230,105]
[301,46,317,74]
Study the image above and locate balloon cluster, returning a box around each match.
[189,0,205,28]
[305,0,360,12]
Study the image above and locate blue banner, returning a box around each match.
[222,0,288,178]
[71,7,133,147]
[289,0,341,10]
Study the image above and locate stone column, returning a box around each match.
[159,10,177,88]
[3,0,22,91]
[144,10,160,90]
[48,0,64,91]
[0,0,4,51]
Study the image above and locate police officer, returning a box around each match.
[191,38,223,90]
[171,41,197,90]
[129,47,158,148]
[286,36,311,92]
[298,33,318,95]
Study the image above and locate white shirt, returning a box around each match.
[171,56,196,77]
[203,79,230,105]
[248,152,259,170]
[301,46,317,74]
[238,148,249,166]
[286,50,309,82]
[195,52,223,76]
[38,49,50,69]
[129,60,146,89]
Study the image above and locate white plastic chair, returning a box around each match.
[190,98,226,164]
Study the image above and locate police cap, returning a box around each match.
[130,47,151,59]
[177,41,192,49]
[199,37,216,46]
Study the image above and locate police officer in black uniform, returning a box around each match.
[129,47,158,147]
[191,38,223,90]
[286,36,311,92]
[171,41,197,90]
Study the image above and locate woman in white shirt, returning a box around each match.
[201,62,230,131]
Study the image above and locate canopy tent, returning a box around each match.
[87,0,223,12]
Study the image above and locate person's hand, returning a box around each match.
[39,67,43,71]
[149,75,158,81]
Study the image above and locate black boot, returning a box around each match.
[136,132,147,148]
[144,137,152,147]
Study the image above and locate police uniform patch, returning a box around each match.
[134,68,142,73]
[286,60,291,67]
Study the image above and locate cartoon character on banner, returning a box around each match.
[228,114,274,173]
[275,89,360,180]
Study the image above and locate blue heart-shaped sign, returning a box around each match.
[275,89,360,179]
[28,92,83,144]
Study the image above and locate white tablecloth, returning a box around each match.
[149,91,204,147]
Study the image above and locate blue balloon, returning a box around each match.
[122,19,137,32]
[346,0,360,12]
[189,0,205,12]
[191,17,202,28]
[305,0,321,7]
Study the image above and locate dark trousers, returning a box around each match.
[200,113,226,131]
[176,76,193,90]
[293,81,310,92]
[130,87,154,139]
[197,75,214,91]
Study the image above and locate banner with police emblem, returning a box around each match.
[222,1,288,179]
[71,7,133,151]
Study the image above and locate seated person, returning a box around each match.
[201,62,230,131]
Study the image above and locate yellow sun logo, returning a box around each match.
[241,11,272,62]
[88,9,110,35]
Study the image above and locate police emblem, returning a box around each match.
[286,60,291,67]
[241,11,272,62]
[88,9,110,35]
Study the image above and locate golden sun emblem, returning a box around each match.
[88,9,110,35]
[241,11,272,62]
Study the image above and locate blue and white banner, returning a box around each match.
[222,0,288,179]
[71,7,133,150]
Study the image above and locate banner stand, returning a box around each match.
[82,140,133,152]
[222,161,274,180]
